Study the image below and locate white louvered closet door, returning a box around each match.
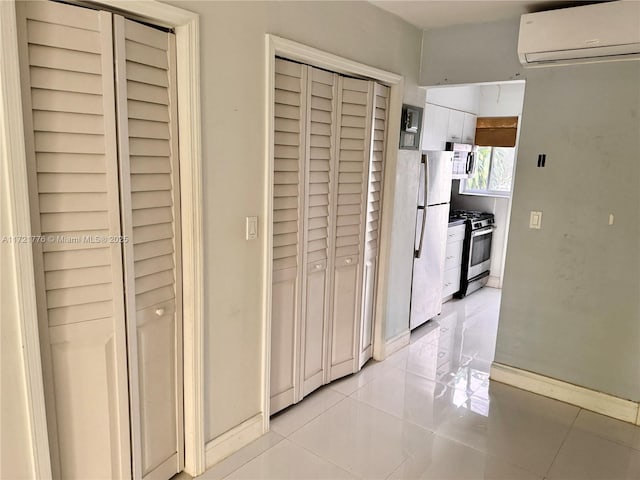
[359,83,390,367]
[270,58,306,414]
[114,17,183,480]
[16,2,131,478]
[328,77,374,381]
[299,67,337,397]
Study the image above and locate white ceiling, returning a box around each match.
[370,1,585,30]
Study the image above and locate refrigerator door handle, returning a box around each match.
[415,207,427,258]
[417,156,426,208]
[415,158,429,259]
[425,155,430,207]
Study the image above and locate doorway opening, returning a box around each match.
[409,80,526,383]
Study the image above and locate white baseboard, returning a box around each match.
[486,275,501,288]
[385,330,410,358]
[491,363,640,425]
[205,413,264,469]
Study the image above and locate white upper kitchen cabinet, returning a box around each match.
[461,113,477,144]
[447,109,465,143]
[422,103,477,151]
[421,103,449,151]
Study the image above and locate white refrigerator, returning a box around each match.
[410,151,453,330]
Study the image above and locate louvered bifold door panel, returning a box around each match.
[15,2,130,478]
[271,58,306,414]
[114,16,183,480]
[300,67,336,397]
[359,83,390,367]
[328,77,374,381]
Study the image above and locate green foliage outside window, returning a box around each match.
[462,146,515,196]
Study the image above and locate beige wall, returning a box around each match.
[498,60,640,401]
[426,85,480,114]
[1,166,35,479]
[420,18,640,401]
[420,19,523,87]
[167,0,424,441]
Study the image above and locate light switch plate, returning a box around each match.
[246,216,258,240]
[529,211,542,229]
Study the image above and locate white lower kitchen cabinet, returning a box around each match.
[443,224,465,299]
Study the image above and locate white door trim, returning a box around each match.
[0,2,52,477]
[2,0,206,476]
[264,34,405,431]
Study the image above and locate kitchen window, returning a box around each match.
[460,146,515,197]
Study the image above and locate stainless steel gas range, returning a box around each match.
[449,210,495,297]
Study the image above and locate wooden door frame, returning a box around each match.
[264,35,404,431]
[0,0,206,476]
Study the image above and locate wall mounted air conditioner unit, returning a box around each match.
[518,1,640,66]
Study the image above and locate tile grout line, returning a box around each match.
[352,375,545,478]
[543,406,581,478]
[285,395,434,480]
[379,361,492,399]
[220,436,361,480]
[216,391,349,479]
[427,430,544,479]
[218,391,353,480]
[384,456,409,480]
[347,389,440,437]
[214,434,286,480]
[344,386,541,478]
[274,392,349,438]
[333,360,393,394]
[381,447,425,480]
[287,418,414,480]
[283,436,365,479]
[570,413,640,453]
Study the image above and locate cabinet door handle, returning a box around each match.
[446,255,454,260]
[155,308,165,317]
[315,263,322,270]
[345,258,352,264]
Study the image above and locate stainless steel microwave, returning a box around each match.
[446,142,476,179]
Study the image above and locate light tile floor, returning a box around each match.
[190,287,640,480]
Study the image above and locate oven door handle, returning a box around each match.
[471,226,494,237]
